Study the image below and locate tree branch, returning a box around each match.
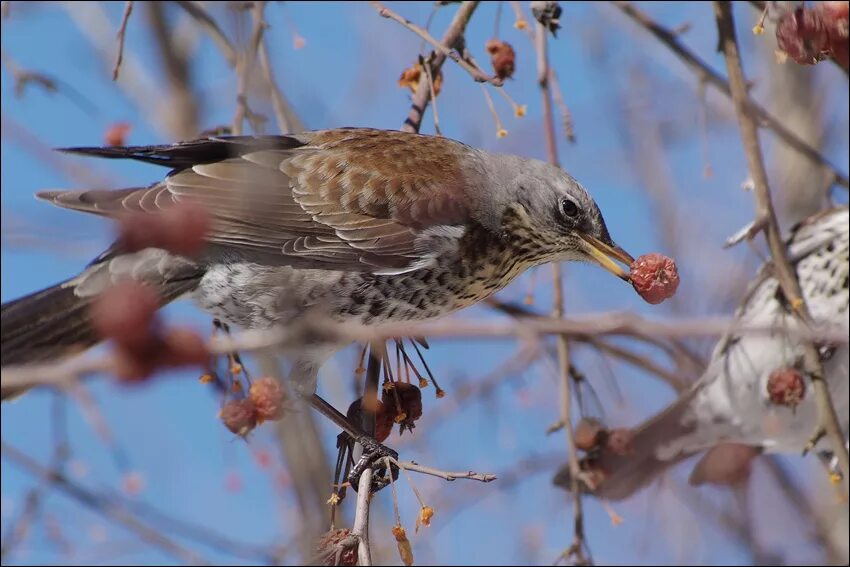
[399,1,480,133]
[613,1,849,191]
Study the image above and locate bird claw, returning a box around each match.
[348,436,399,493]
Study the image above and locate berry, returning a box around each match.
[219,399,258,437]
[485,39,516,80]
[629,253,680,305]
[249,377,286,422]
[766,367,806,408]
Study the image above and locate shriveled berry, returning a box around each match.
[629,253,680,305]
[316,528,357,566]
[573,417,605,452]
[219,399,258,437]
[104,122,131,147]
[249,376,286,422]
[766,367,806,408]
[775,3,848,69]
[485,39,516,80]
[382,382,423,433]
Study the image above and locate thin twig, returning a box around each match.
[372,1,501,87]
[535,18,592,565]
[0,442,211,566]
[400,1,481,133]
[174,1,237,66]
[612,1,849,191]
[112,1,134,81]
[713,0,849,488]
[232,1,268,135]
[422,54,442,135]
[258,40,301,134]
[399,461,497,483]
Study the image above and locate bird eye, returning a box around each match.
[560,198,579,217]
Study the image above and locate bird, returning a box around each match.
[1,127,634,487]
[555,206,849,501]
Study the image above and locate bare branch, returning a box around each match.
[400,1,480,133]
[232,1,268,135]
[613,1,849,191]
[174,1,237,67]
[112,1,133,81]
[398,460,497,483]
[372,2,502,86]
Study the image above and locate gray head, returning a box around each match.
[473,153,633,280]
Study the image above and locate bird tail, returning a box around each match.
[554,390,702,501]
[1,266,201,400]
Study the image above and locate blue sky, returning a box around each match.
[2,2,848,565]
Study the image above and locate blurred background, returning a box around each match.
[1,1,848,565]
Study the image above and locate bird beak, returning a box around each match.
[578,234,634,281]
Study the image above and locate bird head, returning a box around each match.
[483,155,633,280]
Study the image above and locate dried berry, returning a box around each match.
[104,122,131,147]
[381,382,423,433]
[485,39,516,80]
[316,528,357,566]
[775,2,849,70]
[766,367,806,408]
[629,253,680,305]
[573,417,605,452]
[219,399,258,437]
[249,376,286,422]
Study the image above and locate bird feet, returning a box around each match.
[348,435,400,493]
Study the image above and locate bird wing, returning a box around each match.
[38,128,477,273]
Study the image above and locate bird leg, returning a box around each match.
[307,393,399,493]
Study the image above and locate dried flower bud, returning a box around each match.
[382,382,423,433]
[249,376,286,422]
[122,471,145,495]
[485,39,516,79]
[416,506,434,532]
[392,525,414,566]
[766,367,806,408]
[219,399,258,437]
[629,253,680,305]
[398,63,443,96]
[105,122,131,147]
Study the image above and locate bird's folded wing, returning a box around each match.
[38,128,479,273]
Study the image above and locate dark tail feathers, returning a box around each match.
[2,272,201,400]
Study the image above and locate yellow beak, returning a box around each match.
[578,234,634,281]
